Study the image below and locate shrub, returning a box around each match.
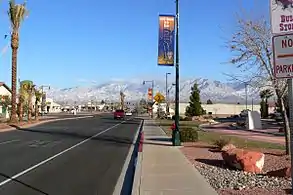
[179,127,199,142]
[172,115,184,121]
[213,137,231,149]
[182,116,193,121]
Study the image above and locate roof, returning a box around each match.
[0,82,12,93]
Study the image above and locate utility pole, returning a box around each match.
[173,0,181,146]
[245,82,248,110]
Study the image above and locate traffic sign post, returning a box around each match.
[270,0,293,186]
[273,34,293,78]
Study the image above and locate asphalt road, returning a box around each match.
[0,113,141,195]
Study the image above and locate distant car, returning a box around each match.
[114,109,125,119]
[125,112,132,116]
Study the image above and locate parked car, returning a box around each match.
[125,111,132,116]
[114,109,125,120]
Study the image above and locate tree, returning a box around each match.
[206,99,213,104]
[259,89,273,118]
[226,14,290,154]
[18,81,25,122]
[21,80,34,121]
[8,0,29,123]
[185,83,204,117]
[0,95,11,116]
[34,87,42,121]
[120,91,125,110]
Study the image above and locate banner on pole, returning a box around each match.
[157,15,175,66]
[148,88,153,100]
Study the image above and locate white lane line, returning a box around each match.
[0,140,20,145]
[0,118,131,187]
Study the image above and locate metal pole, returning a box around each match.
[287,78,293,183]
[166,73,168,104]
[252,98,254,111]
[173,0,181,146]
[151,80,154,118]
[244,83,247,110]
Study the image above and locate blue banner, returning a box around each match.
[158,15,175,66]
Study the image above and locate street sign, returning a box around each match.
[270,0,293,35]
[273,33,293,78]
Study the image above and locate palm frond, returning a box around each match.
[8,0,28,31]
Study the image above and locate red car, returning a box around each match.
[114,109,125,120]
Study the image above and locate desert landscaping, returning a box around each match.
[157,116,291,195]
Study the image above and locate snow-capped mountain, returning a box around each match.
[46,78,264,105]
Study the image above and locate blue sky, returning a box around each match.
[0,0,268,88]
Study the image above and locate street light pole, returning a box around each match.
[173,0,181,146]
[245,82,248,110]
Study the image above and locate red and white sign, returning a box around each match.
[270,0,293,34]
[273,33,293,78]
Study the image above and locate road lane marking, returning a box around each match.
[0,118,132,187]
[0,140,19,145]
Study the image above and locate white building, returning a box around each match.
[0,82,11,118]
[31,96,62,113]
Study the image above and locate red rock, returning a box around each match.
[222,148,265,173]
[267,166,291,178]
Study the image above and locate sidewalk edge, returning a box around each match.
[113,119,144,195]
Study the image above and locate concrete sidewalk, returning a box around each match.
[133,119,217,195]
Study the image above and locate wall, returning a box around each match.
[167,103,276,116]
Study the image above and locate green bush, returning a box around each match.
[179,127,199,142]
[213,137,231,149]
[182,116,193,121]
[172,115,184,121]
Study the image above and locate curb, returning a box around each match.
[0,115,94,131]
[131,131,144,195]
[113,119,144,195]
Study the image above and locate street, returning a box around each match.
[0,113,141,195]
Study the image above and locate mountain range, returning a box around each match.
[46,78,264,105]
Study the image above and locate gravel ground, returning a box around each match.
[181,142,291,195]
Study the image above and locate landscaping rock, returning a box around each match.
[222,148,265,173]
[267,166,291,178]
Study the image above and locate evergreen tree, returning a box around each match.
[206,99,213,104]
[185,83,204,116]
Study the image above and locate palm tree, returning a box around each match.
[27,84,35,122]
[260,89,274,118]
[34,88,42,121]
[260,89,274,104]
[18,86,25,122]
[8,0,28,123]
[120,91,125,110]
